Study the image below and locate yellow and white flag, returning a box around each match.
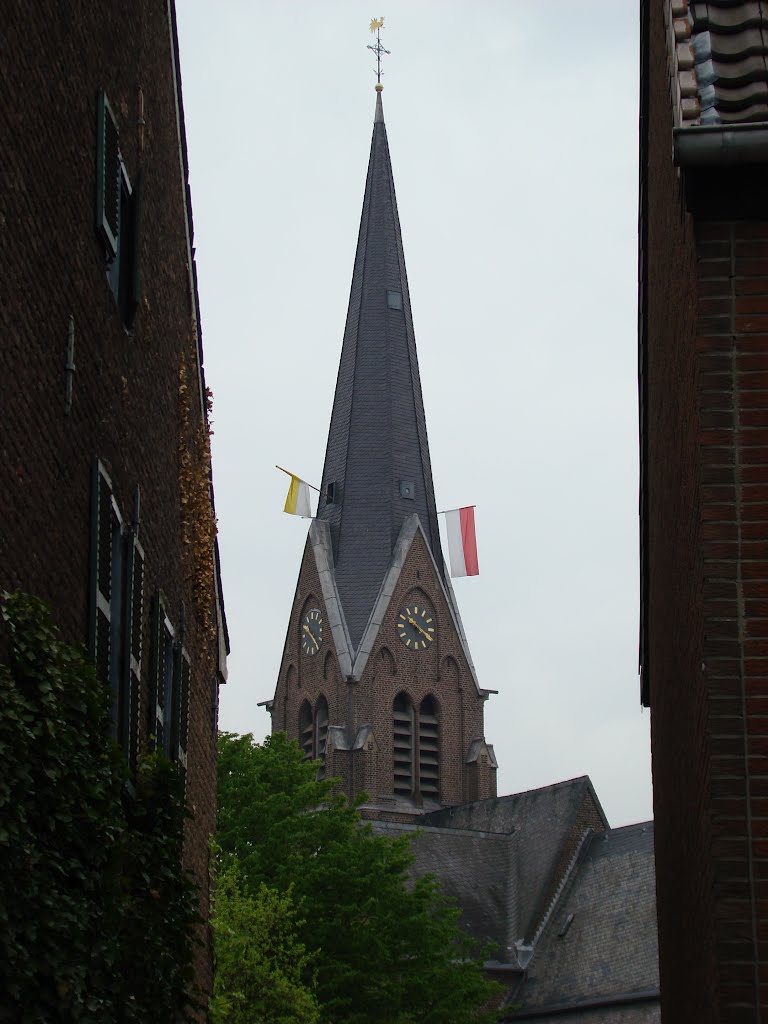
[283,474,312,517]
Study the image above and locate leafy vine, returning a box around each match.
[0,591,199,1022]
[179,335,217,640]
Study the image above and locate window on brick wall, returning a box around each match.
[297,697,329,773]
[148,595,190,773]
[149,593,173,756]
[393,693,414,796]
[393,693,440,801]
[170,646,191,772]
[299,700,313,760]
[88,458,144,770]
[315,696,329,779]
[96,89,143,327]
[419,696,439,798]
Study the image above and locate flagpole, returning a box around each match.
[436,505,477,516]
[275,465,321,494]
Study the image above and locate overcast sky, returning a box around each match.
[175,1,650,828]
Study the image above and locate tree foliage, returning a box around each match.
[0,591,199,1023]
[216,731,500,1024]
[211,862,320,1024]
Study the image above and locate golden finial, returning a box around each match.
[367,16,390,86]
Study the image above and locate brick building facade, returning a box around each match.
[640,1,768,1019]
[2,0,227,1007]
[268,87,497,817]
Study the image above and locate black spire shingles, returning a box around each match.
[317,91,444,650]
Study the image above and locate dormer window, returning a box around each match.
[386,289,403,310]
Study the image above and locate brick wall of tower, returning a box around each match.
[271,541,349,741]
[353,530,495,808]
[273,530,496,810]
[2,3,222,1011]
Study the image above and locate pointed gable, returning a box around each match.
[317,89,443,650]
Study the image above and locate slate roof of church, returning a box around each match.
[421,777,610,948]
[316,90,443,650]
[372,782,658,1022]
[506,823,659,1022]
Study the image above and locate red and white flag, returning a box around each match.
[444,506,479,578]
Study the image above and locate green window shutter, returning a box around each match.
[107,506,125,737]
[122,531,144,770]
[89,459,114,689]
[126,167,143,328]
[171,647,191,774]
[96,90,120,259]
[161,623,175,758]
[149,594,172,753]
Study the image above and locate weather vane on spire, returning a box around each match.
[367,17,390,86]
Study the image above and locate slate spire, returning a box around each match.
[317,88,444,650]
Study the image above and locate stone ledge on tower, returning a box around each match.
[308,519,353,678]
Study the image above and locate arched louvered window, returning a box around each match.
[298,700,313,761]
[315,695,329,778]
[419,696,439,798]
[298,697,329,773]
[393,693,415,796]
[392,693,440,801]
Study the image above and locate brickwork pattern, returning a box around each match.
[644,2,716,1021]
[1,3,220,1011]
[272,529,495,811]
[691,219,768,1022]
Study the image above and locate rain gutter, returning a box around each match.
[674,123,768,166]
[505,988,660,1020]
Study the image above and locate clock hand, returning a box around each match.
[407,617,432,641]
[302,624,319,649]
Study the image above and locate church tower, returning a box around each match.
[269,87,496,818]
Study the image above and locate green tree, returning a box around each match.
[211,862,319,1024]
[216,731,500,1024]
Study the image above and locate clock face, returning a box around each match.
[397,603,435,650]
[301,608,323,656]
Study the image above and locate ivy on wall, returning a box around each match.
[178,341,217,641]
[0,591,199,1023]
